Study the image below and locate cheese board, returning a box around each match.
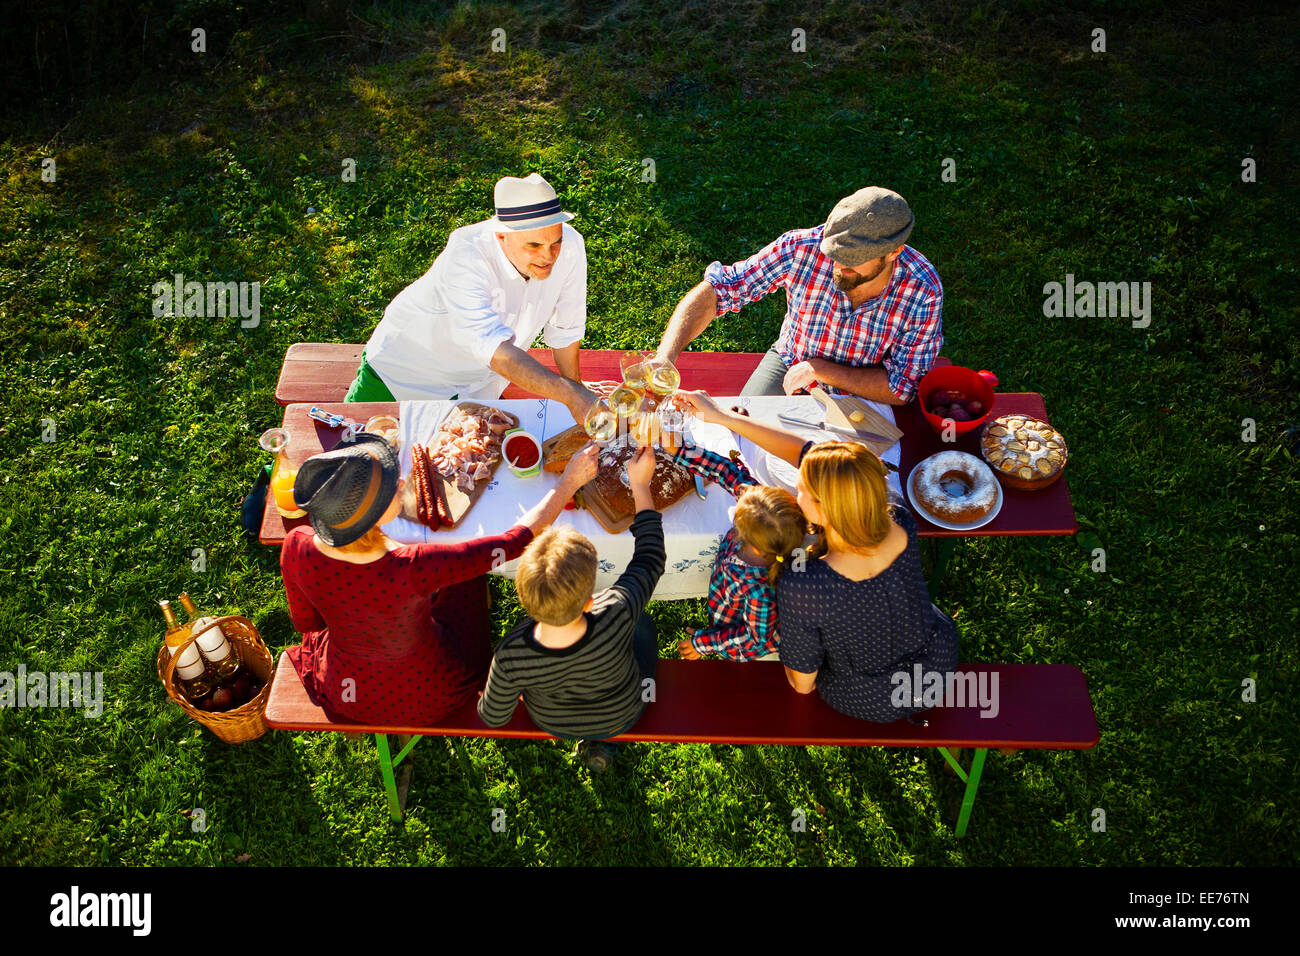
[808,386,903,457]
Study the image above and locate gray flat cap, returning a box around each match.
[820,186,915,266]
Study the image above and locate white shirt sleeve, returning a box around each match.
[442,257,518,368]
[543,227,586,350]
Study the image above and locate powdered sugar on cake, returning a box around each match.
[911,451,997,522]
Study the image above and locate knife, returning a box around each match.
[694,474,708,500]
[777,412,895,445]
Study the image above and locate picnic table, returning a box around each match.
[261,345,1092,833]
[260,404,1074,599]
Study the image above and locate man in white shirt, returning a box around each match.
[346,173,601,422]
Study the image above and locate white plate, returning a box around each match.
[905,454,1004,531]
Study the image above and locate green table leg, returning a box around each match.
[375,733,421,822]
[937,746,988,837]
[954,748,987,837]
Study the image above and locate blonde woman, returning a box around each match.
[678,391,959,721]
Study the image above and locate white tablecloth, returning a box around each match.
[382,396,900,599]
[732,396,904,500]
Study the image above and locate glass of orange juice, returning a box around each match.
[259,427,307,519]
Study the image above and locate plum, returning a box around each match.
[211,687,235,710]
[967,399,985,417]
[949,406,972,422]
[930,404,949,417]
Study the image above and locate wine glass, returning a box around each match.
[657,396,686,455]
[583,398,617,444]
[609,385,643,419]
[364,414,400,454]
[644,356,681,400]
[620,350,651,379]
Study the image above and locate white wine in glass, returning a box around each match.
[647,360,681,397]
[609,386,642,418]
[619,350,651,377]
[584,399,617,443]
[622,362,650,392]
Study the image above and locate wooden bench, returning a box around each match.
[274,343,773,405]
[264,653,1098,837]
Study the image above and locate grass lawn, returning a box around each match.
[1,0,1297,866]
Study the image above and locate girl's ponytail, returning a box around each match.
[733,486,807,587]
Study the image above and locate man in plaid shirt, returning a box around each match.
[670,444,780,661]
[655,186,942,405]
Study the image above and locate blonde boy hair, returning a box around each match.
[733,485,806,586]
[515,526,599,625]
[799,441,892,551]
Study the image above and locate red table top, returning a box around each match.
[896,393,1077,538]
[260,393,1076,545]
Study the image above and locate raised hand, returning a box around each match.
[626,443,656,492]
[559,442,600,489]
[674,389,726,425]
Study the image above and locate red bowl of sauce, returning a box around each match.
[502,429,542,477]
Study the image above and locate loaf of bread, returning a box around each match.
[542,425,590,474]
[592,441,694,519]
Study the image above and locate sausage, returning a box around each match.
[413,443,438,530]
[424,448,442,530]
[412,444,429,527]
[431,456,453,528]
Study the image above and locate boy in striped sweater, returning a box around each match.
[478,445,664,772]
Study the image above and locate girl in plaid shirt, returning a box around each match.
[670,444,808,661]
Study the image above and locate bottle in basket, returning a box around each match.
[179,593,243,683]
[159,600,212,705]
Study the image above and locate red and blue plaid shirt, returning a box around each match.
[704,227,943,402]
[672,445,780,660]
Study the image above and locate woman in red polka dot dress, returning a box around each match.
[281,434,598,725]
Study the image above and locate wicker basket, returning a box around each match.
[156,614,274,744]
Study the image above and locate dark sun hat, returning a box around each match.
[293,433,400,547]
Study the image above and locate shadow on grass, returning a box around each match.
[196,727,347,866]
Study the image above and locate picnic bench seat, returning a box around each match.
[264,653,1098,837]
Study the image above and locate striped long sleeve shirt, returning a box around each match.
[477,511,665,739]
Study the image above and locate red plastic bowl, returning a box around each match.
[918,366,999,437]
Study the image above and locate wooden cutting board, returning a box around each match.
[579,481,637,534]
[809,386,903,457]
[422,402,519,528]
[543,426,695,534]
[542,425,635,532]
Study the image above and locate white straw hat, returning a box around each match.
[492,173,574,231]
